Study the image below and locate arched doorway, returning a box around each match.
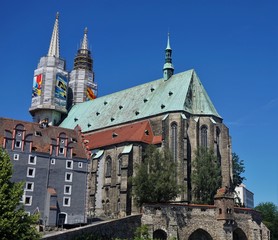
[233,228,247,240]
[153,229,167,240]
[189,229,213,240]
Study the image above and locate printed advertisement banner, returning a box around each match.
[32,74,43,98]
[86,84,97,101]
[55,74,67,100]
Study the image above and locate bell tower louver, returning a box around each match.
[29,13,69,126]
[69,28,97,107]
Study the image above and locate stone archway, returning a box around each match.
[233,228,248,240]
[188,229,213,240]
[153,229,167,240]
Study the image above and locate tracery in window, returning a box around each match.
[106,156,112,177]
[201,125,208,148]
[171,122,178,161]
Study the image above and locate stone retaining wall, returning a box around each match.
[42,214,141,240]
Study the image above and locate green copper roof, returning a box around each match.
[60,69,221,132]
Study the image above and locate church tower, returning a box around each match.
[29,13,68,126]
[69,28,97,107]
[163,33,174,80]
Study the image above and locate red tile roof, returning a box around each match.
[84,120,162,149]
[0,117,88,159]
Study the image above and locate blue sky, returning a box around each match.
[0,1,277,207]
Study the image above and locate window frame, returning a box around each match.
[78,162,83,168]
[24,195,32,206]
[64,185,72,195]
[28,155,37,165]
[14,154,19,160]
[15,140,22,148]
[66,160,73,169]
[171,122,178,162]
[105,156,112,177]
[65,172,73,182]
[25,182,34,192]
[27,167,36,178]
[200,125,208,148]
[63,197,71,207]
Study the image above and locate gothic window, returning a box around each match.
[106,156,112,177]
[200,125,208,148]
[118,156,122,175]
[216,127,220,145]
[216,127,221,166]
[171,122,178,161]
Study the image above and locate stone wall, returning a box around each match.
[141,204,270,240]
[42,214,142,240]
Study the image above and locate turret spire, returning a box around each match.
[166,32,171,50]
[81,27,89,50]
[48,12,60,58]
[73,28,92,71]
[163,33,174,80]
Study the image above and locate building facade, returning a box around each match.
[235,184,254,208]
[29,13,97,126]
[60,38,232,217]
[0,118,89,226]
[0,12,269,237]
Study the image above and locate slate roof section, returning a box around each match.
[84,120,162,149]
[60,69,221,132]
[0,118,88,159]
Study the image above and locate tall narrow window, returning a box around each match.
[106,157,112,177]
[171,122,178,161]
[201,125,208,148]
[118,157,122,175]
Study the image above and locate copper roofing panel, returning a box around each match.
[60,69,221,132]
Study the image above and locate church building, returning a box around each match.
[0,13,270,239]
[28,13,233,218]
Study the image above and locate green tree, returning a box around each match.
[191,147,221,204]
[132,145,180,207]
[0,148,40,240]
[255,202,278,240]
[231,152,246,191]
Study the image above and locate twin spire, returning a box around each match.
[47,13,174,79]
[47,13,89,59]
[48,12,60,58]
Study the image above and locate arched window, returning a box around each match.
[201,125,208,148]
[171,122,178,161]
[105,156,112,177]
[118,156,122,175]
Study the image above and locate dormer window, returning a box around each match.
[59,147,65,154]
[15,140,22,148]
[35,131,42,136]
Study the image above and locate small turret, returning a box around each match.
[163,33,174,80]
